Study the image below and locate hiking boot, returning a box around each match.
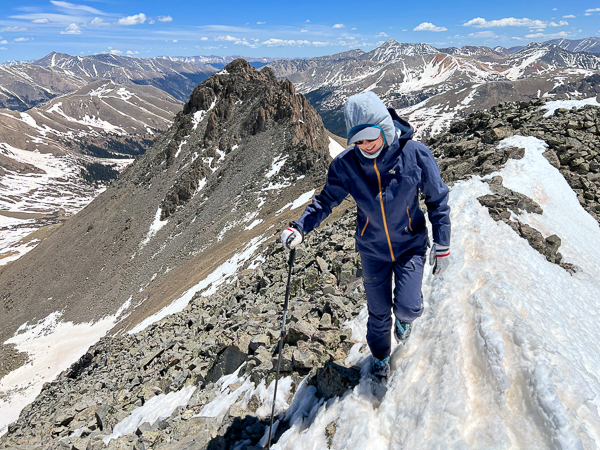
[395,319,412,343]
[371,356,390,378]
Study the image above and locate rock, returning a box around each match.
[314,362,361,399]
[205,346,248,384]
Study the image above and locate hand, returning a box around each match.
[429,243,450,276]
[281,227,303,250]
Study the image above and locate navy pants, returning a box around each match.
[361,250,426,360]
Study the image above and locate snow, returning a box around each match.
[0,300,131,436]
[140,207,167,247]
[266,155,288,178]
[192,99,216,130]
[328,137,345,158]
[128,233,271,334]
[276,189,317,215]
[170,134,600,449]
[541,97,600,117]
[104,385,196,444]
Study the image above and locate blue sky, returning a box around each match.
[0,0,599,62]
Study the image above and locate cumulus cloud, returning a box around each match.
[563,14,576,18]
[300,29,308,32]
[333,24,345,28]
[0,40,7,44]
[0,27,29,32]
[585,8,600,12]
[464,17,567,28]
[158,15,173,22]
[110,49,122,55]
[117,13,147,26]
[14,37,30,42]
[414,22,448,32]
[257,21,265,25]
[215,35,237,42]
[200,37,208,40]
[376,32,389,37]
[60,23,82,34]
[0,47,6,50]
[89,17,109,27]
[126,50,139,55]
[31,18,50,24]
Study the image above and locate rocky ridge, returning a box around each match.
[428,98,600,269]
[2,94,597,448]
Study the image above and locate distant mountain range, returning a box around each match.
[268,39,600,138]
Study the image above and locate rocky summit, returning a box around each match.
[0,58,330,352]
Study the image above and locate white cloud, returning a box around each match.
[553,8,557,10]
[172,39,178,43]
[414,22,448,32]
[215,35,237,42]
[468,31,498,38]
[110,49,122,55]
[585,8,600,12]
[117,13,147,26]
[50,1,105,15]
[585,12,593,16]
[376,31,389,37]
[525,31,570,38]
[14,37,30,42]
[0,27,28,32]
[0,40,7,44]
[562,14,576,18]
[333,23,345,28]
[200,36,208,40]
[31,18,50,24]
[257,21,265,25]
[60,23,81,34]
[312,41,332,47]
[464,17,568,28]
[89,17,109,27]
[158,15,173,23]
[262,38,310,46]
[0,47,6,50]
[300,29,308,32]
[126,50,139,55]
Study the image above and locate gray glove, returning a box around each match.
[281,227,303,250]
[429,243,450,276]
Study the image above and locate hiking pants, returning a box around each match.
[361,250,426,360]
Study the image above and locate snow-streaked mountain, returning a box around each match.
[0,63,86,111]
[270,40,600,138]
[545,37,600,54]
[158,54,288,69]
[33,52,218,101]
[0,81,183,265]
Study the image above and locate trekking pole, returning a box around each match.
[267,248,296,449]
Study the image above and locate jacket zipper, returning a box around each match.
[374,158,395,261]
[361,217,369,236]
[406,206,413,232]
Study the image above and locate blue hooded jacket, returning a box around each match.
[294,107,450,262]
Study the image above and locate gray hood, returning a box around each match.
[344,92,396,146]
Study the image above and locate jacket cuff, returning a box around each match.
[289,221,305,238]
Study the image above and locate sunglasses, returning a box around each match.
[354,138,379,145]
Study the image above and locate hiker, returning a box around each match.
[281,91,450,378]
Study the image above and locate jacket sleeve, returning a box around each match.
[415,143,451,247]
[294,159,349,234]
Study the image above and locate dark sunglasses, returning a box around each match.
[354,138,379,145]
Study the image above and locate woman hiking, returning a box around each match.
[281,91,451,378]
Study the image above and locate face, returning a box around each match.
[355,132,384,155]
